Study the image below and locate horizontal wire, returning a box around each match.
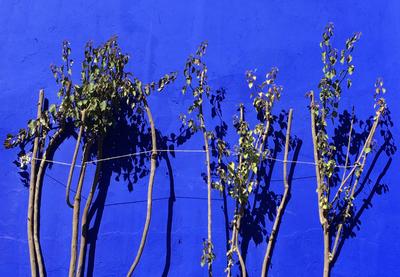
[32,149,206,167]
[33,149,358,169]
[44,172,317,207]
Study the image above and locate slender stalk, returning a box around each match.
[226,105,247,277]
[127,100,158,276]
[27,90,44,277]
[309,92,325,225]
[309,92,330,277]
[235,207,246,277]
[66,110,86,208]
[198,96,213,276]
[33,127,64,277]
[76,137,103,277]
[323,225,330,277]
[69,142,92,277]
[226,206,246,277]
[261,108,293,277]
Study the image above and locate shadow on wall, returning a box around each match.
[82,101,194,276]
[11,93,396,276]
[329,108,396,268]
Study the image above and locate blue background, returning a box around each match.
[1,1,399,276]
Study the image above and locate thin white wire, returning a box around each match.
[32,149,358,169]
[32,149,206,167]
[267,156,357,169]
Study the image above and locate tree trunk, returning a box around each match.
[66,110,86,208]
[199,98,213,276]
[33,128,64,277]
[69,142,92,277]
[323,224,330,277]
[76,137,103,277]
[261,108,293,277]
[127,100,158,276]
[27,90,44,277]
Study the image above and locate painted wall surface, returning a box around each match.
[1,1,399,276]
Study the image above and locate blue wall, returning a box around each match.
[1,1,399,276]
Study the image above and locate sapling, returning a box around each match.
[50,38,144,276]
[308,23,388,277]
[180,41,215,275]
[126,74,177,276]
[5,74,74,276]
[215,68,284,277]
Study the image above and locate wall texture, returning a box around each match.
[1,0,399,276]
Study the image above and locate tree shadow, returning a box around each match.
[327,108,396,268]
[83,99,194,276]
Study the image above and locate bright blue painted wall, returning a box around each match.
[1,1,399,276]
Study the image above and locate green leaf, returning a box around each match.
[251,162,258,174]
[49,104,57,115]
[348,65,355,75]
[227,162,235,173]
[100,101,107,111]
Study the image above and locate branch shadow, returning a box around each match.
[83,100,193,276]
[328,108,396,268]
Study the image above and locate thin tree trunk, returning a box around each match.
[261,108,293,277]
[199,98,213,276]
[76,137,103,277]
[323,224,330,277]
[202,125,213,276]
[69,142,92,277]
[226,208,246,277]
[33,127,64,277]
[66,110,86,208]
[309,92,331,277]
[127,100,158,276]
[27,90,44,277]
[309,92,325,225]
[235,208,246,277]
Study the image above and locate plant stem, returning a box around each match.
[66,110,86,208]
[199,96,213,276]
[33,127,64,277]
[309,92,325,226]
[261,108,293,277]
[235,207,246,277]
[127,99,158,276]
[309,92,331,277]
[76,137,103,277]
[27,90,44,277]
[69,142,92,277]
[226,104,247,277]
[323,225,330,277]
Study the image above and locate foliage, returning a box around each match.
[308,23,390,277]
